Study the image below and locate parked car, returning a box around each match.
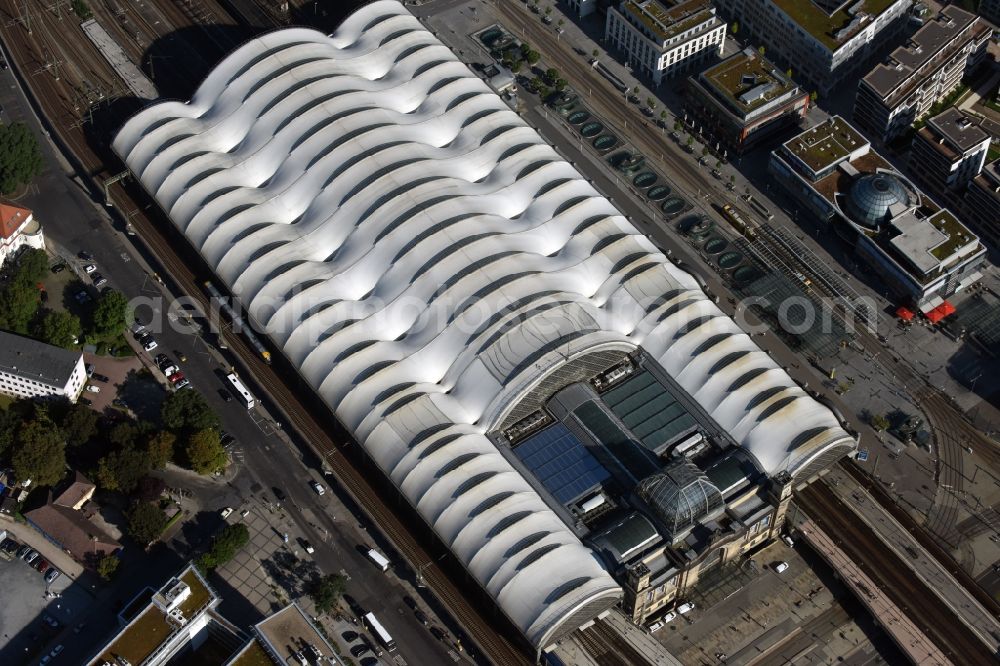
[648,620,665,632]
[781,534,794,548]
[79,397,93,406]
[220,507,233,519]
[42,613,59,629]
[23,548,40,564]
[414,609,428,626]
[91,373,109,383]
[775,561,790,574]
[174,350,187,362]
[77,251,92,260]
[44,568,60,584]
[272,487,287,501]
[310,481,326,496]
[92,274,107,288]
[1,538,18,554]
[131,321,146,335]
[175,378,190,389]
[168,371,185,384]
[74,290,91,304]
[16,544,30,559]
[50,263,65,274]
[301,539,315,554]
[161,364,178,377]
[677,601,695,615]
[35,558,50,574]
[154,353,169,365]
[83,264,97,274]
[85,385,100,393]
[143,338,159,352]
[218,387,233,402]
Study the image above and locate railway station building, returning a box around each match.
[113,0,857,654]
[769,116,985,310]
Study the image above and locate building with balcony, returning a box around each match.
[909,107,991,194]
[604,0,726,85]
[113,0,858,651]
[854,5,990,142]
[684,47,810,154]
[769,116,985,309]
[0,331,86,402]
[979,0,1000,27]
[0,202,45,267]
[713,0,914,95]
[960,160,1000,246]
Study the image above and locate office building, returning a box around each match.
[770,116,985,309]
[113,0,856,651]
[854,5,990,142]
[684,47,810,154]
[0,331,86,402]
[713,0,913,95]
[604,0,726,85]
[88,565,244,666]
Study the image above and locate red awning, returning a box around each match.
[896,306,914,321]
[926,300,956,323]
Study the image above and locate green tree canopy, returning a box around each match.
[186,428,225,475]
[108,421,144,450]
[17,249,49,284]
[33,309,81,349]
[0,123,44,195]
[310,573,347,615]
[197,523,249,571]
[12,418,66,486]
[96,446,151,492]
[91,289,129,338]
[125,501,167,546]
[870,413,890,431]
[59,402,98,446]
[134,475,166,502]
[97,554,119,580]
[146,431,176,469]
[0,280,40,333]
[162,390,218,432]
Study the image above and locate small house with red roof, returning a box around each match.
[0,202,44,266]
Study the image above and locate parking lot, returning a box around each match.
[0,533,90,665]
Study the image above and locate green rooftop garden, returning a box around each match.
[179,569,213,618]
[785,117,867,174]
[702,52,794,112]
[230,640,276,666]
[100,608,173,666]
[771,0,901,50]
[927,210,975,260]
[624,0,713,41]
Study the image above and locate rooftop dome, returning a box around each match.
[637,459,725,542]
[844,173,910,229]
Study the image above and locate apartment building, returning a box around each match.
[0,202,45,267]
[854,6,990,142]
[714,0,913,95]
[979,0,1000,27]
[961,160,1000,246]
[685,47,810,154]
[769,116,985,308]
[909,107,991,194]
[0,331,86,402]
[604,0,726,85]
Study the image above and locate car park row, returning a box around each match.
[4,537,62,585]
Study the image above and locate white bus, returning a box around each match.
[366,548,390,572]
[226,373,255,409]
[363,612,396,652]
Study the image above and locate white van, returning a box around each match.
[677,602,695,615]
[367,548,390,572]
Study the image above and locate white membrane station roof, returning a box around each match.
[113,0,855,649]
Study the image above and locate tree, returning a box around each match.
[186,428,226,474]
[702,147,710,157]
[731,21,739,35]
[12,418,65,486]
[660,110,667,122]
[17,249,49,283]
[757,46,766,56]
[197,523,249,571]
[126,501,167,546]
[108,421,143,450]
[0,407,20,459]
[0,123,43,194]
[524,48,540,65]
[686,136,694,146]
[97,446,151,493]
[162,390,219,432]
[646,97,656,110]
[91,289,129,338]
[134,475,166,502]
[870,413,890,431]
[715,160,722,169]
[310,573,347,615]
[592,48,599,59]
[673,120,682,132]
[810,91,818,103]
[33,309,81,349]
[60,402,98,446]
[71,0,92,20]
[544,6,552,15]
[97,554,119,580]
[632,85,640,97]
[786,68,793,79]
[730,174,736,185]
[146,431,176,469]
[545,67,559,85]
[0,280,40,333]
[557,18,564,28]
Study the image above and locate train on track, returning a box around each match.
[203,280,272,364]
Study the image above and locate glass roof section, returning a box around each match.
[602,372,698,454]
[513,423,611,504]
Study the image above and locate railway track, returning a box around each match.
[574,624,633,666]
[796,481,997,665]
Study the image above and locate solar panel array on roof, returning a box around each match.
[513,424,611,504]
[602,372,697,454]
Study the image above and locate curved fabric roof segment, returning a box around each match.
[113,0,855,648]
